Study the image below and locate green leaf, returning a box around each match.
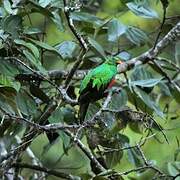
[168,162,179,176]
[59,131,71,154]
[2,15,22,39]
[131,66,153,81]
[55,41,77,59]
[15,89,37,116]
[3,0,13,14]
[135,87,164,117]
[0,75,20,92]
[109,89,127,110]
[175,41,180,65]
[106,149,123,168]
[126,1,158,19]
[0,7,6,18]
[85,103,100,121]
[158,82,171,96]
[14,39,40,59]
[23,50,47,74]
[48,107,63,123]
[174,148,180,161]
[107,19,127,42]
[0,58,19,76]
[88,37,106,58]
[127,146,144,168]
[126,86,153,115]
[105,136,123,168]
[28,38,60,54]
[126,26,149,46]
[71,12,103,27]
[23,27,42,35]
[49,0,64,8]
[39,0,52,7]
[0,91,16,114]
[131,78,162,87]
[62,106,77,124]
[116,51,131,61]
[169,84,180,103]
[51,10,64,31]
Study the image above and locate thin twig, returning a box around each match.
[153,2,167,49]
[11,163,78,179]
[63,0,89,89]
[4,57,77,105]
[64,129,105,173]
[63,0,88,51]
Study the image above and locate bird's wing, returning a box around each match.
[80,64,116,93]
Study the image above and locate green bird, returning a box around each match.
[78,56,122,123]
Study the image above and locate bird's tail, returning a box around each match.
[79,102,89,123]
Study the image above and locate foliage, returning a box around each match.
[0,0,179,179]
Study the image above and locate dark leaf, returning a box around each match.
[15,89,37,116]
[109,89,128,110]
[127,146,144,168]
[28,38,60,55]
[88,37,106,58]
[22,50,47,74]
[131,66,153,81]
[48,107,64,123]
[160,0,169,9]
[59,131,71,154]
[85,103,100,121]
[105,142,123,168]
[14,39,40,59]
[134,86,164,117]
[2,15,22,39]
[0,90,16,114]
[0,58,19,76]
[126,86,153,115]
[62,106,77,124]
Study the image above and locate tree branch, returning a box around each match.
[63,0,88,51]
[5,57,77,105]
[117,21,180,73]
[62,0,89,89]
[11,163,78,179]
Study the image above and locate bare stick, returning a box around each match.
[11,163,78,180]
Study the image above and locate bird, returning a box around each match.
[78,56,122,123]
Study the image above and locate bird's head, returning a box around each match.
[105,56,122,66]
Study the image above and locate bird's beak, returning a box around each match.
[116,60,122,64]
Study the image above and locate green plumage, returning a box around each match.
[78,56,120,123]
[80,63,117,92]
